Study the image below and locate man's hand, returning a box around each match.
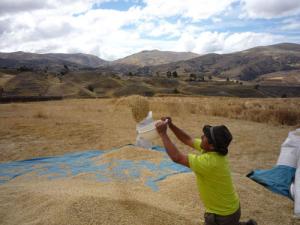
[155,120,168,136]
[155,121,190,168]
[160,116,194,148]
[161,116,172,126]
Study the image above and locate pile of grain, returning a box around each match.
[0,178,201,225]
[0,145,298,225]
[0,145,200,225]
[98,146,164,163]
[1,97,299,225]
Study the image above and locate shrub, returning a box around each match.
[34,111,48,119]
[275,108,299,125]
[87,85,94,92]
[166,71,172,78]
[172,71,178,78]
[173,88,180,94]
[281,94,287,98]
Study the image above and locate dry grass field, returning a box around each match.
[0,96,300,225]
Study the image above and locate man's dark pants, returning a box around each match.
[204,207,251,225]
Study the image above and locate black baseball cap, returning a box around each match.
[203,125,233,155]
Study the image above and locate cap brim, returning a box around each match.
[202,125,212,136]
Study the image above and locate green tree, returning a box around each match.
[172,71,178,78]
[43,66,49,73]
[64,64,69,71]
[166,71,172,78]
[173,88,180,94]
[60,64,70,76]
[281,93,287,98]
[189,73,196,81]
[87,84,94,92]
[18,65,32,72]
[198,75,204,82]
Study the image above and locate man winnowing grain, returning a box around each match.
[156,117,257,225]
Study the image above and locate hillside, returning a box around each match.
[0,50,199,72]
[0,43,300,99]
[2,70,300,99]
[113,50,199,67]
[1,43,299,82]
[0,51,107,72]
[147,43,300,81]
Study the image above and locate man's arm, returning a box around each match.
[160,133,189,167]
[156,121,189,168]
[168,121,194,148]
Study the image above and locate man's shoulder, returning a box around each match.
[193,138,203,152]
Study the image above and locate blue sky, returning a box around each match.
[0,0,299,60]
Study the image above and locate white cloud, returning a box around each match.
[187,32,227,53]
[0,3,137,50]
[0,0,49,14]
[282,23,300,31]
[135,20,183,38]
[0,0,299,60]
[212,17,222,23]
[282,22,300,32]
[281,18,300,31]
[241,0,300,19]
[222,32,284,52]
[0,18,13,35]
[0,0,110,18]
[176,31,286,54]
[141,0,237,21]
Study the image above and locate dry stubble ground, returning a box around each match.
[0,96,299,225]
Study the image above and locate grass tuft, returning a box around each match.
[33,111,49,119]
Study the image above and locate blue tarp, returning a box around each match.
[0,145,190,191]
[247,165,296,199]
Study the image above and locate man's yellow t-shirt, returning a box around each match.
[188,138,239,216]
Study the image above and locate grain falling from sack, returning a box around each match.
[128,95,150,123]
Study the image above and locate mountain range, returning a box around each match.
[0,49,199,71]
[0,51,107,71]
[0,43,300,99]
[144,43,300,80]
[1,43,300,81]
[112,50,199,67]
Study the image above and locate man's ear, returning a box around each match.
[208,144,215,150]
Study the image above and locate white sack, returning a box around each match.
[285,128,300,218]
[294,154,300,218]
[136,111,157,149]
[277,129,300,168]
